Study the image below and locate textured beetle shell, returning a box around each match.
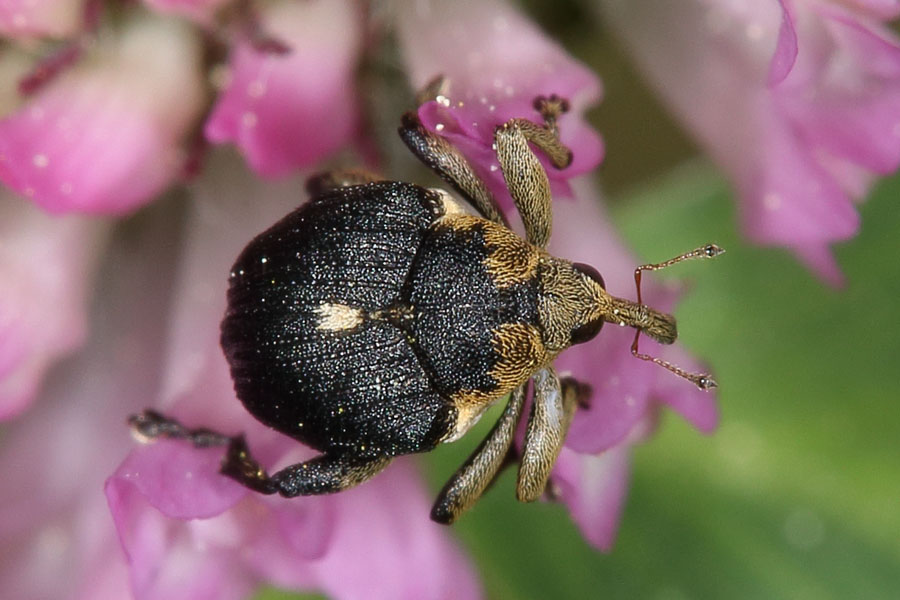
[221,181,543,459]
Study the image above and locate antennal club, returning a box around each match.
[631,243,725,390]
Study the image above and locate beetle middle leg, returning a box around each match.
[493,100,573,249]
[516,368,586,502]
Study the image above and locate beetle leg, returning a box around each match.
[130,410,392,496]
[305,168,385,197]
[399,111,507,226]
[129,409,232,447]
[516,368,583,502]
[221,437,393,496]
[494,113,571,248]
[431,385,527,524]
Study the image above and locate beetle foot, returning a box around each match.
[221,436,277,494]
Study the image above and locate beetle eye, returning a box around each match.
[573,262,605,289]
[570,318,603,346]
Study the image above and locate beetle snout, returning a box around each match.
[643,309,677,345]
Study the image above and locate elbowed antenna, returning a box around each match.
[630,243,725,390]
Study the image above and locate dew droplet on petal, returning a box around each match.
[435,123,445,131]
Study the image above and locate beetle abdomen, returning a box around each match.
[221,182,454,456]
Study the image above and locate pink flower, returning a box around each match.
[204,0,363,177]
[0,0,86,39]
[397,0,604,210]
[0,193,108,420]
[0,193,184,600]
[598,0,900,285]
[0,14,206,214]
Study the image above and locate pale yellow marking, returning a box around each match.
[445,323,550,442]
[443,402,493,443]
[315,303,364,331]
[481,222,540,288]
[429,188,470,217]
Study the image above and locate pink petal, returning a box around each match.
[308,459,482,600]
[768,0,799,86]
[0,194,108,420]
[204,0,362,177]
[107,441,247,521]
[598,0,900,285]
[549,180,719,453]
[551,445,631,552]
[397,0,603,211]
[0,192,187,600]
[0,0,85,39]
[0,15,205,214]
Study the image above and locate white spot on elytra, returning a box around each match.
[32,154,48,168]
[242,112,257,128]
[260,257,268,264]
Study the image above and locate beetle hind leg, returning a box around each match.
[129,409,391,497]
[431,386,527,524]
[221,437,393,497]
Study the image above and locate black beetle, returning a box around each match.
[131,94,721,523]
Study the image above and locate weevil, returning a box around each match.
[131,93,722,523]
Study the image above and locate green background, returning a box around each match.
[258,4,900,597]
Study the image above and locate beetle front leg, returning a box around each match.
[431,386,527,524]
[494,96,573,249]
[516,368,585,502]
[221,438,393,496]
[399,111,507,226]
